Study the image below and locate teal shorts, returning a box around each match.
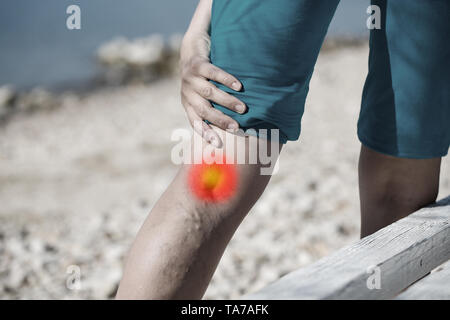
[209,0,450,158]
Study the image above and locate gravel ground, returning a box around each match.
[0,43,449,299]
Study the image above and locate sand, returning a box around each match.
[0,43,449,299]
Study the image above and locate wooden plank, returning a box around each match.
[395,260,450,300]
[244,196,450,300]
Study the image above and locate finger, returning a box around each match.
[182,93,223,146]
[196,61,242,91]
[182,90,240,131]
[192,78,246,114]
[185,105,222,148]
[188,94,240,132]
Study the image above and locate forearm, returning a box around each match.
[181,0,213,61]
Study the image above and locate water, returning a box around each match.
[0,0,369,89]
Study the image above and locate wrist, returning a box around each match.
[181,31,211,62]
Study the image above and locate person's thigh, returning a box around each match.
[358,0,450,158]
[209,0,340,144]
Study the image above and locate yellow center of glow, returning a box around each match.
[202,167,222,190]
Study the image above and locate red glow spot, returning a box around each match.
[188,157,238,203]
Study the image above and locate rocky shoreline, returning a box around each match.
[0,35,366,124]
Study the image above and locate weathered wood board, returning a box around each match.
[396,259,450,300]
[244,196,450,300]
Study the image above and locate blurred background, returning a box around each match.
[0,0,448,299]
[0,0,368,89]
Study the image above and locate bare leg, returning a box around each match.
[116,127,281,299]
[358,145,441,238]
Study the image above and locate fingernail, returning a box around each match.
[210,136,222,148]
[227,123,238,131]
[232,82,241,91]
[236,104,246,113]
